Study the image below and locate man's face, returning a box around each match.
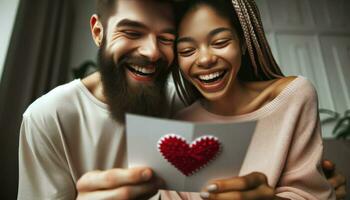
[96,0,176,122]
[102,0,175,88]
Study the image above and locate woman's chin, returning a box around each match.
[199,89,228,102]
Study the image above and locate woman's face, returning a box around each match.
[177,4,242,101]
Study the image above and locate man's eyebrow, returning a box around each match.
[116,19,176,35]
[116,19,147,29]
[161,28,176,35]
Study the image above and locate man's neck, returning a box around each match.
[81,71,107,103]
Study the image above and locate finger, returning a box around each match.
[200,191,243,200]
[77,179,162,200]
[206,172,268,193]
[200,185,274,200]
[120,178,163,200]
[77,189,123,200]
[328,173,346,189]
[335,185,347,200]
[322,159,335,170]
[77,167,153,191]
[78,176,164,200]
[322,159,335,177]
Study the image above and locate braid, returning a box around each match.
[238,0,269,78]
[231,0,258,75]
[232,0,284,79]
[245,0,282,77]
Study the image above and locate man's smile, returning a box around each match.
[126,63,157,82]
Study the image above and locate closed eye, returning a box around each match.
[212,39,231,48]
[121,30,143,39]
[178,48,196,57]
[159,36,175,45]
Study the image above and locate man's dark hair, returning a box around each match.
[95,0,118,26]
[96,0,177,27]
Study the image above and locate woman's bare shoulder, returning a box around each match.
[271,76,298,98]
[243,76,298,105]
[244,76,296,95]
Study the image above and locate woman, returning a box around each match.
[166,0,336,199]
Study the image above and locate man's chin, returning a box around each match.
[98,49,170,123]
[104,68,168,123]
[108,85,168,123]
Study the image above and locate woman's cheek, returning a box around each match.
[221,45,240,58]
[179,57,194,73]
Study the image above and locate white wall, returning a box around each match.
[0,0,20,81]
[68,0,98,80]
[256,0,350,138]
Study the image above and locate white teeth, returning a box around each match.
[198,71,224,81]
[129,64,156,74]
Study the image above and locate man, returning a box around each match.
[18,0,177,199]
[18,0,346,199]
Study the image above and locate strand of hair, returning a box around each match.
[232,0,258,76]
[240,0,269,78]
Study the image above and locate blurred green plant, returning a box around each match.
[319,109,350,139]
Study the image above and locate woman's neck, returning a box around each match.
[201,79,277,116]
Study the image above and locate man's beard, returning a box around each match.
[98,42,170,123]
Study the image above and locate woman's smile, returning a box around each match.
[194,69,229,93]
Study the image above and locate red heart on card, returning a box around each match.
[158,134,221,176]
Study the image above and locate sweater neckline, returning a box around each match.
[192,76,305,122]
[74,79,109,111]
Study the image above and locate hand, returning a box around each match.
[76,167,163,200]
[322,160,347,200]
[199,172,287,200]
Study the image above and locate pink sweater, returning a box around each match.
[161,77,335,200]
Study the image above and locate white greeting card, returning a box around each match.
[126,114,256,192]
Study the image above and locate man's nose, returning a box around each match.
[138,35,161,63]
[196,47,217,68]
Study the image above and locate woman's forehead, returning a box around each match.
[178,4,233,36]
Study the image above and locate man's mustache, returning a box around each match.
[119,55,168,70]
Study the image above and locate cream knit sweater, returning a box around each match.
[161,76,335,200]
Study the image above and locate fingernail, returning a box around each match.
[207,184,218,192]
[142,169,152,181]
[200,192,210,199]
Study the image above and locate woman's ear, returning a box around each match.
[90,14,104,47]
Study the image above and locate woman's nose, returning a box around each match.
[195,47,217,68]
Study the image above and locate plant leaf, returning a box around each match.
[333,117,350,135]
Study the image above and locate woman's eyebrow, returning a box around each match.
[177,27,233,44]
[177,37,195,44]
[208,27,232,37]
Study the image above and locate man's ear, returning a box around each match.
[90,14,104,47]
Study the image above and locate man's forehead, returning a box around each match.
[111,0,175,28]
